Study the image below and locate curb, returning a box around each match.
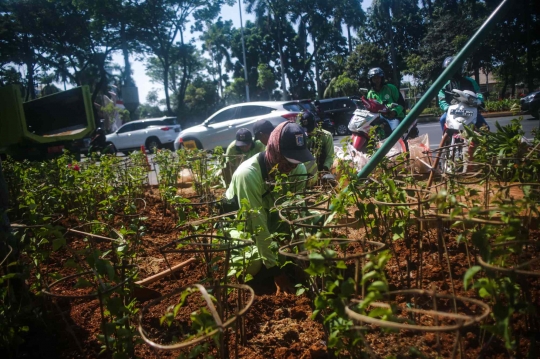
[416,111,527,124]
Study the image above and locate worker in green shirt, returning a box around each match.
[299,112,334,177]
[252,119,274,146]
[225,121,314,294]
[223,128,265,186]
[367,67,405,122]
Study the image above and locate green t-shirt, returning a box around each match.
[225,140,265,164]
[305,128,334,173]
[225,155,307,268]
[367,83,405,119]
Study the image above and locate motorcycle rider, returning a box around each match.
[437,56,489,132]
[88,127,106,153]
[367,67,405,122]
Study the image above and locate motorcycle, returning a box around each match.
[439,89,483,173]
[87,128,116,155]
[348,91,418,154]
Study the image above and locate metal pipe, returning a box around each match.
[238,0,250,102]
[354,0,509,180]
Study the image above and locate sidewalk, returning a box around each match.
[417,111,527,124]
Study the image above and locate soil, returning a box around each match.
[13,182,540,359]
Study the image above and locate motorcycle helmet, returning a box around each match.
[368,67,385,79]
[96,127,105,135]
[442,56,467,76]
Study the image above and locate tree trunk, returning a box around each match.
[347,26,352,53]
[277,18,288,100]
[23,33,36,101]
[121,23,133,87]
[524,0,534,93]
[178,30,189,113]
[499,69,508,99]
[386,11,399,86]
[163,60,173,115]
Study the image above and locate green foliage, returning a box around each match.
[323,74,359,98]
[466,118,539,182]
[483,99,520,113]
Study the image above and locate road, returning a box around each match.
[333,114,538,149]
[142,114,537,185]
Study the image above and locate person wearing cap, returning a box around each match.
[252,119,275,146]
[223,128,265,186]
[225,121,314,294]
[299,112,334,176]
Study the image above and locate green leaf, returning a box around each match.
[368,280,388,292]
[52,237,66,251]
[463,266,481,290]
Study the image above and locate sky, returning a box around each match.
[125,0,373,105]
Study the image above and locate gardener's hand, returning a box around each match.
[274,273,294,296]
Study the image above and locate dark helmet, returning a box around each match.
[443,56,467,76]
[96,127,105,135]
[368,67,385,79]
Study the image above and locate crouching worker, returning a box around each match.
[225,122,314,294]
[299,112,335,184]
[252,119,274,146]
[223,128,265,186]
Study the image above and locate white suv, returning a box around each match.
[174,101,305,150]
[106,117,181,153]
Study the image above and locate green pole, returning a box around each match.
[355,0,509,180]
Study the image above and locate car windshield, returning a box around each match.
[283,103,304,112]
[299,102,317,112]
[163,118,178,125]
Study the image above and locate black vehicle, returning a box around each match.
[315,96,365,136]
[297,99,335,134]
[520,91,540,119]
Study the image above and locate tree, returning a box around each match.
[256,63,276,99]
[145,44,207,124]
[289,0,347,97]
[334,0,366,53]
[365,0,424,88]
[245,0,292,99]
[323,74,358,98]
[182,76,220,122]
[345,42,390,89]
[136,0,228,114]
[224,77,247,104]
[200,19,234,99]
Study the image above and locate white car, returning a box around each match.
[106,117,181,153]
[174,101,305,150]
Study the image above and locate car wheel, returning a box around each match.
[336,122,349,136]
[146,137,161,153]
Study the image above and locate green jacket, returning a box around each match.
[437,76,484,112]
[225,140,265,163]
[225,155,307,268]
[367,83,405,119]
[305,129,334,175]
[223,140,265,186]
